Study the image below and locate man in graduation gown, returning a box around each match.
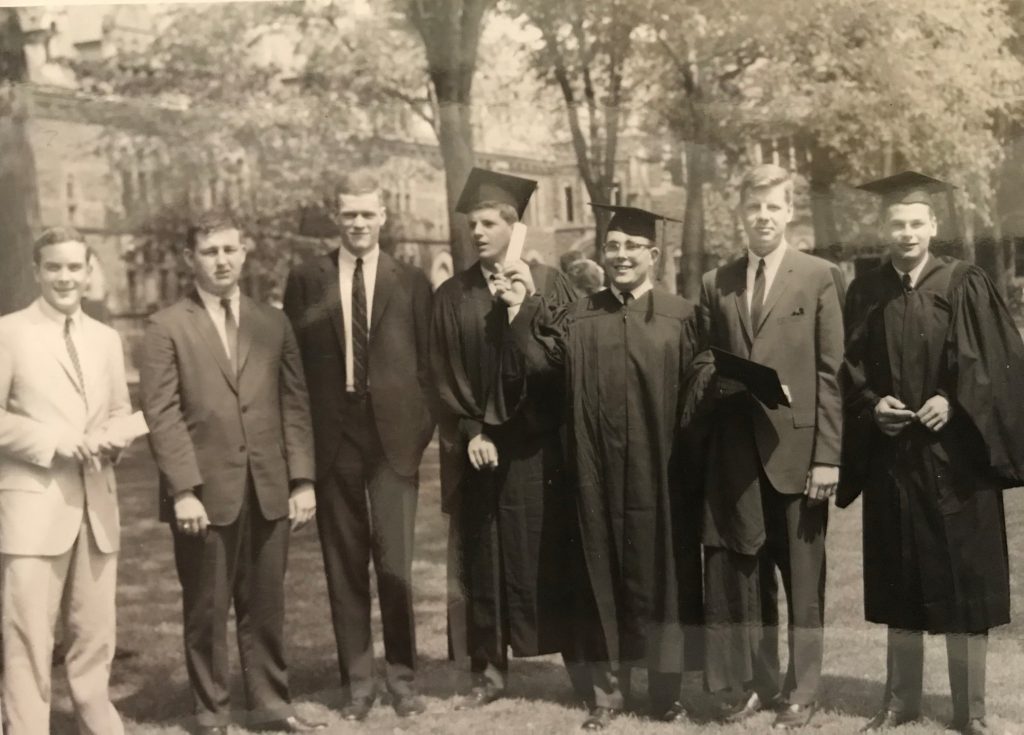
[430,168,578,707]
[497,204,704,731]
[839,171,1024,735]
[697,164,845,730]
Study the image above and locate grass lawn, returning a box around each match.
[46,440,1024,734]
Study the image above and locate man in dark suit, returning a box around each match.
[140,214,324,735]
[282,174,435,721]
[698,164,844,729]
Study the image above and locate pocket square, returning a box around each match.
[790,307,805,316]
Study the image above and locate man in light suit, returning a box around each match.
[698,164,844,729]
[282,173,435,721]
[140,214,324,735]
[0,227,134,735]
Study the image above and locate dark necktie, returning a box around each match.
[220,298,238,375]
[352,257,369,393]
[64,316,88,408]
[750,257,766,331]
[621,291,634,306]
[901,272,913,294]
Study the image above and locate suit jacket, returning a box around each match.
[0,300,130,556]
[140,290,315,525]
[282,249,435,479]
[700,247,845,495]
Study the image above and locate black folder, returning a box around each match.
[711,347,790,406]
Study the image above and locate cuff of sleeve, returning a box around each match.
[459,418,483,439]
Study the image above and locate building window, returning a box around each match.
[610,181,622,205]
[66,173,77,223]
[564,185,574,223]
[121,170,133,217]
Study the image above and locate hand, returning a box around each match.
[915,394,951,432]
[54,432,98,467]
[873,395,915,436]
[288,482,317,532]
[174,491,210,537]
[805,464,839,505]
[497,260,536,308]
[467,433,499,471]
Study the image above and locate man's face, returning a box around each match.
[602,230,658,292]
[338,191,386,256]
[741,183,793,256]
[883,202,937,269]
[468,207,513,263]
[34,239,91,315]
[184,227,246,297]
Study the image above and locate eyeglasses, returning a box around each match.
[601,240,651,255]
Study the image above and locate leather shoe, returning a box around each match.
[340,697,374,722]
[455,686,503,710]
[861,708,919,731]
[194,727,228,735]
[658,700,691,723]
[725,691,785,723]
[392,694,426,717]
[249,715,326,732]
[773,702,818,729]
[580,707,618,730]
[955,718,991,735]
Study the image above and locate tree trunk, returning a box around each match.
[807,143,839,254]
[435,99,476,272]
[679,140,706,300]
[0,86,38,314]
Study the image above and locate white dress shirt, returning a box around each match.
[746,241,789,311]
[480,261,502,295]
[893,253,929,288]
[338,245,380,392]
[610,279,654,303]
[38,297,86,387]
[196,285,241,359]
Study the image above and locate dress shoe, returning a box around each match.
[194,727,228,735]
[250,714,327,732]
[340,697,374,722]
[773,702,818,729]
[861,708,919,731]
[392,693,427,717]
[580,707,618,730]
[954,718,991,735]
[658,700,691,723]
[725,691,785,723]
[455,686,503,710]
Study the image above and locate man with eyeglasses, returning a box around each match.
[497,204,704,730]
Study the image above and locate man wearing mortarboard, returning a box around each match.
[495,203,705,730]
[839,171,1024,735]
[429,168,579,707]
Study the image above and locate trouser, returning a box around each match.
[172,476,293,727]
[2,520,123,735]
[318,396,418,701]
[883,627,987,724]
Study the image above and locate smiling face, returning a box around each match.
[602,229,659,292]
[882,202,937,272]
[338,191,386,257]
[741,183,793,257]
[468,206,514,265]
[184,226,246,297]
[34,239,91,315]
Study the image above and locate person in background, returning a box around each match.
[566,258,605,297]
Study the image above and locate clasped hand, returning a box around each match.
[873,394,950,436]
[54,429,130,471]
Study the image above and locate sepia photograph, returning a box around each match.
[1,0,1024,732]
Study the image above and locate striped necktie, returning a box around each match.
[220,298,239,375]
[750,258,766,332]
[64,316,88,409]
[352,257,369,393]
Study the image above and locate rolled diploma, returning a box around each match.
[504,222,528,266]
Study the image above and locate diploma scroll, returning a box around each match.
[504,222,528,266]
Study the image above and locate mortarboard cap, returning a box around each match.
[590,203,681,241]
[856,170,955,209]
[455,168,537,220]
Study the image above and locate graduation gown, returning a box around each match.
[506,287,704,672]
[430,262,577,659]
[839,256,1024,634]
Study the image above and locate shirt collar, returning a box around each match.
[610,279,653,303]
[892,253,929,288]
[36,297,82,328]
[196,284,240,312]
[338,244,380,269]
[747,241,788,272]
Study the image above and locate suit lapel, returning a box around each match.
[321,251,346,354]
[754,247,795,336]
[35,302,88,402]
[371,251,397,337]
[728,257,754,347]
[186,290,238,394]
[237,295,255,376]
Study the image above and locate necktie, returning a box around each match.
[352,257,369,393]
[901,272,913,294]
[750,258,766,332]
[621,291,634,306]
[220,298,238,375]
[64,316,88,409]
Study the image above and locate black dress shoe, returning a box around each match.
[455,687,503,710]
[250,714,327,732]
[861,708,919,731]
[955,718,991,735]
[580,707,618,730]
[725,692,784,723]
[340,697,374,722]
[773,702,818,730]
[658,700,691,723]
[392,694,426,717]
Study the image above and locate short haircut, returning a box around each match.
[185,211,240,251]
[567,258,605,294]
[740,163,794,206]
[560,249,585,273]
[336,172,383,201]
[33,226,89,263]
[469,200,518,225]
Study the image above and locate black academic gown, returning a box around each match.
[430,262,577,659]
[839,256,1024,634]
[506,287,704,673]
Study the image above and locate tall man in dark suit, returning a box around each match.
[140,214,324,735]
[698,164,845,729]
[282,174,435,721]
